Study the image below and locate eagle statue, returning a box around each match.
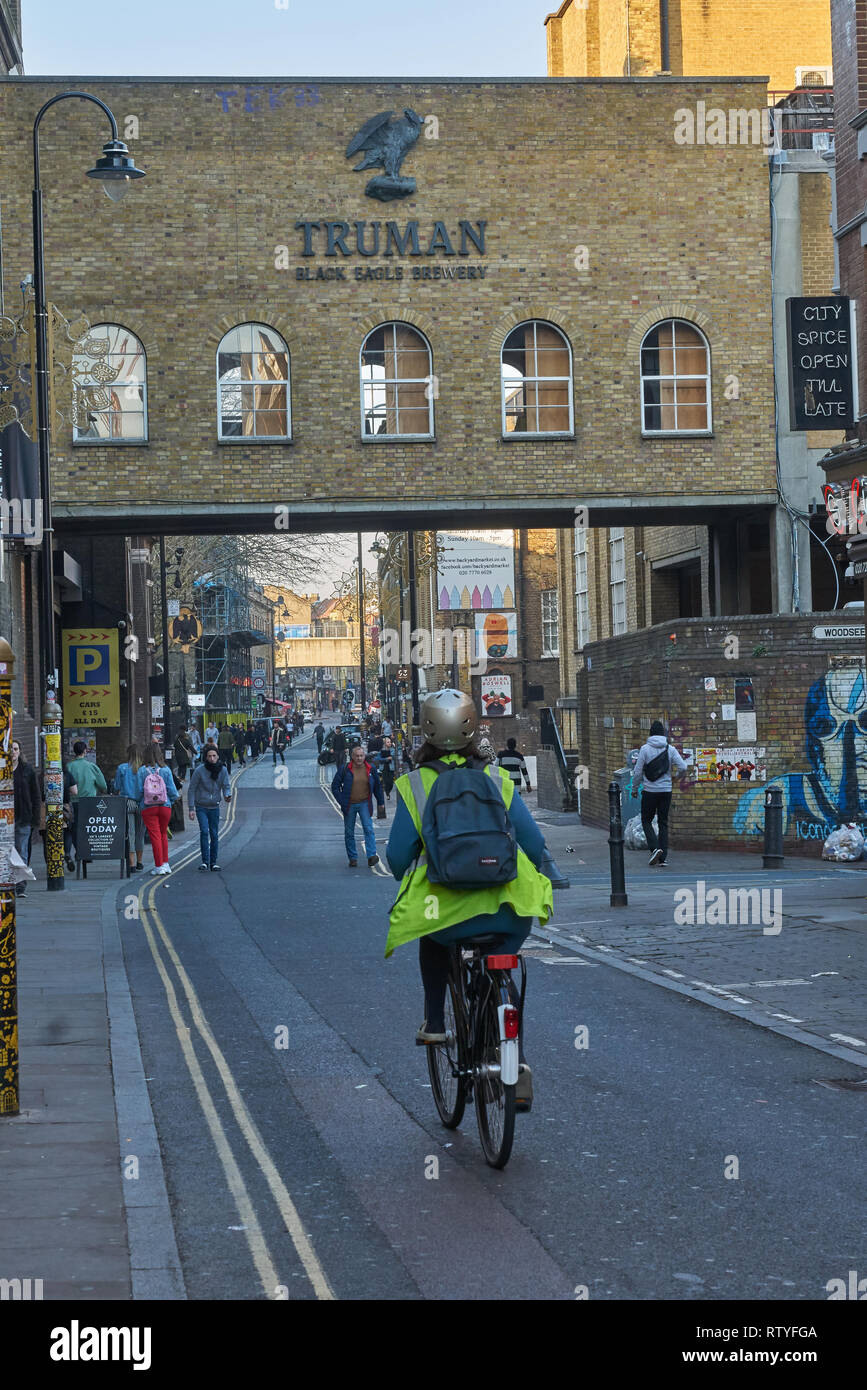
[346,108,423,202]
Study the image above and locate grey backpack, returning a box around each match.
[409,758,518,890]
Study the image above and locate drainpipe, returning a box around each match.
[659,0,670,72]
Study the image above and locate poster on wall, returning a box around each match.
[696,747,767,783]
[480,673,513,718]
[474,611,518,661]
[437,530,515,610]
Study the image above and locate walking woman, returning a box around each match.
[137,741,179,875]
[113,743,145,873]
[187,743,232,871]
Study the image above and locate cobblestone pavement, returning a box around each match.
[527,801,867,1069]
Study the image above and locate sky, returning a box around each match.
[22,1,553,78]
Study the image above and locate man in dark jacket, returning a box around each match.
[331,743,385,867]
[174,727,195,783]
[332,726,347,769]
[271,721,288,765]
[314,720,326,753]
[12,740,40,896]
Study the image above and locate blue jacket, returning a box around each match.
[136,764,179,808]
[113,761,140,800]
[331,759,384,814]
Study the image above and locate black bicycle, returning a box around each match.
[425,933,527,1169]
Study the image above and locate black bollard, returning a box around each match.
[762,785,784,869]
[608,781,628,906]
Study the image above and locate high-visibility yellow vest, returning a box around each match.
[385,753,553,958]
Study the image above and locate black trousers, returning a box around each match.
[641,790,672,858]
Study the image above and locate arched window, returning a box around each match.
[640,320,711,434]
[72,324,147,441]
[360,323,433,438]
[217,323,290,439]
[501,321,573,436]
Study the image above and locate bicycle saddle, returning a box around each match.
[462,933,508,947]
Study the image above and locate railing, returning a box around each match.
[539,706,573,805]
[768,87,833,152]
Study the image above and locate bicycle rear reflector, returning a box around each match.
[502,1005,520,1040]
[487,954,518,970]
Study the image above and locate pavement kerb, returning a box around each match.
[101,879,187,1300]
[529,921,867,1072]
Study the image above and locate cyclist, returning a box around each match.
[385,689,554,1110]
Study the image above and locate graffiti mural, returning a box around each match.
[734,663,867,841]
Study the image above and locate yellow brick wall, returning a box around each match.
[547,0,831,88]
[0,77,776,523]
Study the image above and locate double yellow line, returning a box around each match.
[135,763,335,1301]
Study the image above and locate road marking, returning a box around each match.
[137,896,282,1298]
[662,969,685,979]
[140,765,335,1301]
[829,1033,866,1048]
[723,979,811,989]
[769,1013,805,1023]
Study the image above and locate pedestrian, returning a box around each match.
[332,725,347,769]
[271,720,288,764]
[173,726,195,784]
[285,716,294,747]
[206,719,219,745]
[382,716,393,739]
[376,735,397,800]
[233,723,247,768]
[367,726,384,756]
[497,736,533,794]
[66,739,108,859]
[631,719,690,867]
[217,722,235,773]
[385,689,553,1111]
[245,721,256,758]
[187,743,232,871]
[476,734,497,766]
[12,740,40,897]
[314,720,325,753]
[113,743,145,873]
[189,724,203,764]
[332,743,385,867]
[137,741,180,875]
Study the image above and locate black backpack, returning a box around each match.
[643,746,670,782]
[409,758,518,890]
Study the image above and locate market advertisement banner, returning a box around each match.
[480,672,513,717]
[695,746,767,783]
[475,611,518,661]
[437,530,515,611]
[62,628,120,727]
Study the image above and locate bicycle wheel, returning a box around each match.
[427,974,466,1128]
[473,975,516,1169]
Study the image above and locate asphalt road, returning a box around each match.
[119,734,865,1301]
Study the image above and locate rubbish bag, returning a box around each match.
[821,824,865,862]
[624,815,649,851]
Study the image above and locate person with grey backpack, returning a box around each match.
[631,719,690,866]
[385,689,555,1113]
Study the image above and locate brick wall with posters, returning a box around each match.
[577,612,867,852]
[0,77,776,530]
[547,0,832,91]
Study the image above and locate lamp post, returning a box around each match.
[32,92,144,891]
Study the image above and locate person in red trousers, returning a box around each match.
[137,741,180,875]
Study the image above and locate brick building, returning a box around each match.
[0,74,777,766]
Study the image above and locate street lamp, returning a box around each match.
[32,92,145,891]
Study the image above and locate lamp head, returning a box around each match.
[86,139,145,202]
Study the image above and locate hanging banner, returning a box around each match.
[474,611,518,660]
[436,530,515,610]
[62,629,120,727]
[480,672,513,717]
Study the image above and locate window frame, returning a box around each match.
[574,524,590,650]
[639,318,712,438]
[609,527,627,636]
[359,321,434,442]
[540,587,560,658]
[71,322,148,445]
[216,322,292,443]
[501,319,574,440]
